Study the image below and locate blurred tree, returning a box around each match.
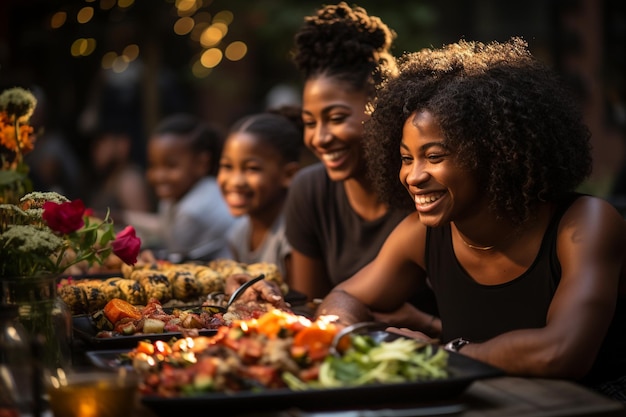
[1,0,622,197]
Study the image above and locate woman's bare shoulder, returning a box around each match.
[565,195,625,226]
[559,195,626,253]
[383,212,428,264]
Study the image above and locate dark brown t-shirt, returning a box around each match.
[285,163,411,286]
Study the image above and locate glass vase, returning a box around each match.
[0,275,72,372]
[0,303,33,416]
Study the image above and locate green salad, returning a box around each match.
[284,334,449,389]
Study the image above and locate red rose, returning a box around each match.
[112,226,141,265]
[42,199,85,234]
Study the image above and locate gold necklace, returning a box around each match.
[460,237,495,251]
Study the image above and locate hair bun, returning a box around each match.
[292,2,396,82]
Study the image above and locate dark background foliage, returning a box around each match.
[0,0,624,198]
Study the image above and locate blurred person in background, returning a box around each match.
[25,86,82,199]
[26,133,82,199]
[126,113,238,262]
[84,118,155,221]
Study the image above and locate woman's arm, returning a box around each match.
[460,197,626,378]
[283,167,332,301]
[289,249,333,301]
[317,214,429,324]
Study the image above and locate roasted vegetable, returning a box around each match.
[143,318,166,334]
[103,298,142,323]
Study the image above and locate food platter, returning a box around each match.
[60,260,297,315]
[86,349,137,369]
[86,330,504,415]
[72,290,309,350]
[142,349,499,414]
[87,351,499,414]
[72,313,219,349]
[141,368,475,415]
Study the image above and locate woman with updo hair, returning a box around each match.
[284,2,439,333]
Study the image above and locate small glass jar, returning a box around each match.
[1,275,73,372]
[0,303,33,416]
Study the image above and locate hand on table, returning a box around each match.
[225,273,289,309]
[372,302,441,338]
[384,327,435,343]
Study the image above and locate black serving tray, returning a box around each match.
[70,284,306,350]
[72,312,218,350]
[86,330,504,416]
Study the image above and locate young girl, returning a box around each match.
[141,113,237,262]
[217,108,302,285]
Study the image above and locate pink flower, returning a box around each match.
[112,226,141,265]
[42,199,85,234]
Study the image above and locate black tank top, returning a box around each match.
[426,193,626,384]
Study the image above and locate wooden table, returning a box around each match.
[126,376,625,417]
[456,377,625,417]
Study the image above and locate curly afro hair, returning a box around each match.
[291,2,397,96]
[364,37,592,227]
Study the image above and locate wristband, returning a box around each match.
[444,337,470,352]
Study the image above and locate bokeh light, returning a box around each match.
[100,0,116,10]
[213,10,234,25]
[101,51,117,69]
[70,38,97,57]
[191,59,212,78]
[123,44,140,61]
[200,25,224,48]
[175,0,198,15]
[53,3,246,82]
[111,55,130,73]
[50,12,67,29]
[77,7,94,24]
[225,41,247,61]
[174,16,195,36]
[118,0,135,9]
[200,48,223,68]
[211,22,228,37]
